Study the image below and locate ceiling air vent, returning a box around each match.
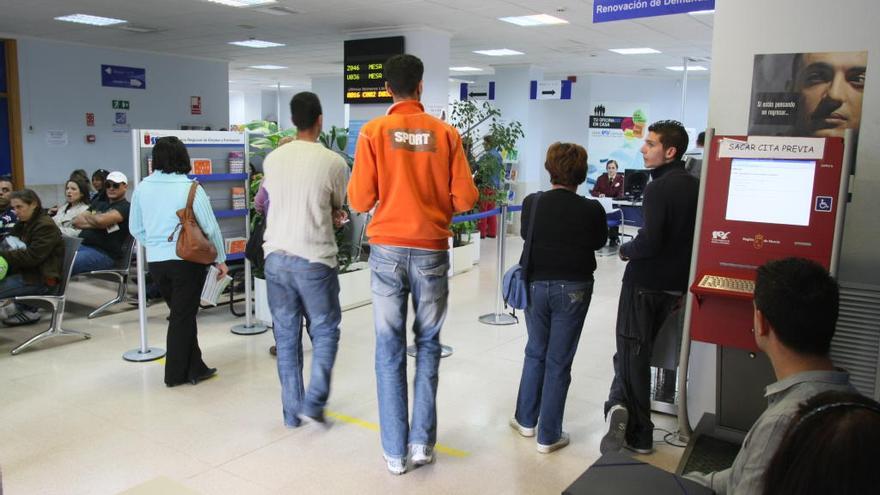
[255,5,299,15]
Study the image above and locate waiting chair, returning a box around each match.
[78,235,136,318]
[595,197,627,257]
[11,236,90,355]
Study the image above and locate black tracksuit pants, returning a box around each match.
[604,282,681,448]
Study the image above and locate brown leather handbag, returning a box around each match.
[168,181,217,265]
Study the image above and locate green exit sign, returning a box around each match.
[112,100,130,110]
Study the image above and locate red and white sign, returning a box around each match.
[86,113,95,127]
[190,96,202,115]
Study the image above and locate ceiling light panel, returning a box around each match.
[609,48,661,55]
[498,14,569,27]
[203,0,277,7]
[474,49,524,57]
[54,14,127,26]
[666,65,708,71]
[229,39,286,48]
[250,64,287,70]
[450,66,482,72]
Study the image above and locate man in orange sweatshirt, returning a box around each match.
[348,54,478,475]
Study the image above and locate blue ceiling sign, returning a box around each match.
[593,0,715,23]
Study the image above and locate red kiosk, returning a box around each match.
[676,132,853,474]
[689,134,849,351]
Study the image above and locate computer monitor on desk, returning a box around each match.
[623,169,649,199]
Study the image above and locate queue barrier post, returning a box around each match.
[479,203,518,326]
[123,241,166,362]
[231,258,268,335]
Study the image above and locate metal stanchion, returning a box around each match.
[123,241,166,362]
[479,203,518,325]
[231,258,268,335]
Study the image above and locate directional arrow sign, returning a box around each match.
[101,64,146,90]
[530,80,572,100]
[459,81,495,101]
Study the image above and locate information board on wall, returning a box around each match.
[344,36,404,104]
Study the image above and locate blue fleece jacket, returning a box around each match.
[129,172,226,263]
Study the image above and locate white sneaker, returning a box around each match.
[509,417,536,437]
[624,441,653,455]
[384,454,406,475]
[409,444,434,467]
[600,405,629,455]
[537,432,570,454]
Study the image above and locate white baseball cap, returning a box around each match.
[106,171,128,184]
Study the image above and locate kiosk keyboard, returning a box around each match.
[697,275,755,295]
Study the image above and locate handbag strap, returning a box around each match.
[520,191,543,272]
[186,180,199,210]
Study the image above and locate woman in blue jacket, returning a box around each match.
[130,136,228,387]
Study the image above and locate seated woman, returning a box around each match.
[0,189,64,325]
[510,142,608,453]
[90,169,109,205]
[51,178,90,237]
[590,160,624,246]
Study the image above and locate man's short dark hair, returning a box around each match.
[755,257,839,356]
[648,120,689,161]
[152,136,192,174]
[384,54,423,98]
[697,131,705,147]
[290,92,322,131]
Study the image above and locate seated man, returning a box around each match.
[686,257,856,494]
[0,176,17,238]
[71,171,131,274]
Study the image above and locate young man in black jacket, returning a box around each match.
[600,120,699,455]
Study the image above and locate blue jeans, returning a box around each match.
[369,244,449,459]
[265,252,341,428]
[515,280,594,445]
[72,245,114,275]
[0,274,50,299]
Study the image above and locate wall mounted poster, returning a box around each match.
[585,101,648,195]
[749,51,867,140]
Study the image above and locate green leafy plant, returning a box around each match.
[243,120,297,158]
[451,220,477,248]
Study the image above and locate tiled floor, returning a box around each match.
[0,237,685,494]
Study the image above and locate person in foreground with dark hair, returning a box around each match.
[261,92,350,428]
[0,176,18,238]
[129,136,227,387]
[70,170,131,275]
[686,257,856,494]
[348,54,478,475]
[50,179,90,237]
[510,142,607,453]
[0,189,64,325]
[601,120,699,455]
[766,390,880,495]
[761,390,880,495]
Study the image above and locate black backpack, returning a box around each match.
[245,215,266,271]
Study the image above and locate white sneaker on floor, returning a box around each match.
[384,454,407,475]
[3,309,41,326]
[537,432,570,454]
[409,444,434,467]
[509,417,536,437]
[600,404,629,455]
[624,441,653,455]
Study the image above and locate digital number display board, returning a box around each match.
[344,36,404,104]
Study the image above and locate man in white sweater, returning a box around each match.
[261,92,350,428]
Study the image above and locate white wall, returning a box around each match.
[688,0,880,424]
[16,38,229,190]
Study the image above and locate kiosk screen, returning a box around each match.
[725,159,816,227]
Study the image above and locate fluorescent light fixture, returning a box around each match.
[666,65,708,71]
[450,66,482,72]
[54,14,127,26]
[449,78,476,84]
[229,39,286,48]
[474,49,524,57]
[499,14,569,26]
[203,0,277,7]
[688,9,715,15]
[249,64,287,70]
[609,47,661,55]
[265,84,293,88]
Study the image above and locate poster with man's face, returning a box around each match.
[748,51,867,139]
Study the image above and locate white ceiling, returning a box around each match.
[0,0,713,90]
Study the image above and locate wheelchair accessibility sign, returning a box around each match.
[815,196,833,213]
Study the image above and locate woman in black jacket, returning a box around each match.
[509,142,608,453]
[0,189,64,325]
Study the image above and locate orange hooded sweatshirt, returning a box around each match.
[348,100,479,250]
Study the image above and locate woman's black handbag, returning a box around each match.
[245,215,265,271]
